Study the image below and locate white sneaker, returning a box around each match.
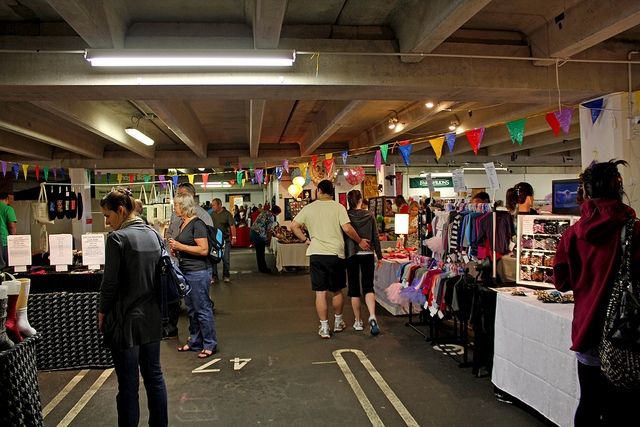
[318,324,331,339]
[334,320,347,333]
[353,320,364,331]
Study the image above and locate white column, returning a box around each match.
[69,168,92,249]
[579,92,640,211]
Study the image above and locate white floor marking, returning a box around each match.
[192,358,222,373]
[311,361,338,365]
[333,349,420,427]
[42,369,89,418]
[57,368,113,427]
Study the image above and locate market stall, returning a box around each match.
[492,291,578,427]
[269,240,309,272]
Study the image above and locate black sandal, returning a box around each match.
[177,344,200,352]
[198,349,215,359]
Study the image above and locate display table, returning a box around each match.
[233,226,251,247]
[20,271,113,371]
[492,292,578,427]
[269,240,309,272]
[374,259,412,316]
[0,336,43,426]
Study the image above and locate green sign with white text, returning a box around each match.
[409,177,453,189]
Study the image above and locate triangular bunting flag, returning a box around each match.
[35,165,40,181]
[341,151,348,165]
[545,112,561,136]
[445,133,456,153]
[554,108,574,134]
[129,173,135,184]
[187,174,195,184]
[374,150,382,171]
[311,155,318,167]
[143,174,150,184]
[323,158,334,173]
[465,128,485,155]
[299,163,308,179]
[159,175,166,189]
[59,168,65,179]
[117,173,122,184]
[249,162,254,172]
[325,153,332,160]
[22,164,28,180]
[506,118,526,145]
[43,166,49,181]
[380,144,389,162]
[105,172,110,184]
[202,173,209,188]
[255,169,264,185]
[582,98,604,124]
[12,163,19,180]
[429,137,445,160]
[0,161,5,177]
[275,167,283,180]
[398,144,412,165]
[53,168,57,180]
[171,175,179,189]
[236,171,244,185]
[96,171,102,184]
[283,159,289,173]
[241,178,246,187]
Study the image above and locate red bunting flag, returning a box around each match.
[201,173,209,188]
[323,158,334,173]
[35,165,40,181]
[545,112,561,136]
[465,128,485,155]
[311,155,318,167]
[128,173,134,184]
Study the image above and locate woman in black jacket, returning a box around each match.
[99,188,168,427]
[345,190,383,335]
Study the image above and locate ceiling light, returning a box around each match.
[85,49,296,67]
[125,127,154,146]
[388,117,398,129]
[198,168,205,172]
[448,121,459,131]
[425,101,435,109]
[394,122,406,133]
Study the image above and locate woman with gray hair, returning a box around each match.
[169,193,218,358]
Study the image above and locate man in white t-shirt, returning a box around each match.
[290,180,370,339]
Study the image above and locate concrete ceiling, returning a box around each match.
[0,0,638,172]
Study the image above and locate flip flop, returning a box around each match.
[198,349,215,359]
[177,344,201,352]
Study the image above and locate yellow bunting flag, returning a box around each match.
[187,174,195,184]
[429,137,445,160]
[22,164,29,180]
[325,153,333,160]
[117,173,123,184]
[299,162,308,178]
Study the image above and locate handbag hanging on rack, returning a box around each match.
[599,218,640,389]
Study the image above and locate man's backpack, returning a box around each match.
[149,227,190,320]
[206,225,225,264]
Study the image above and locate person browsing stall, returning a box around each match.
[171,193,218,359]
[250,205,282,273]
[210,198,236,283]
[290,180,370,339]
[99,188,168,427]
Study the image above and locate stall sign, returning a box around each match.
[409,177,453,189]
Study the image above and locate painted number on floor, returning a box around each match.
[191,357,252,374]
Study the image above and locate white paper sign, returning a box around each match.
[7,235,32,267]
[49,234,73,266]
[521,216,535,235]
[483,162,500,189]
[425,173,435,194]
[82,233,106,266]
[452,169,467,193]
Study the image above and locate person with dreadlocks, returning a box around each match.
[554,160,640,425]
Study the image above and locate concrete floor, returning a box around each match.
[38,249,554,426]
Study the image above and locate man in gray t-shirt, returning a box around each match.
[210,198,236,283]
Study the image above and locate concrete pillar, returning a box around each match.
[579,92,640,211]
[69,168,92,249]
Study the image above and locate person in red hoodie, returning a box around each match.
[554,159,640,426]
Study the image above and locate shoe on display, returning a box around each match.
[334,320,346,333]
[223,277,230,283]
[369,319,380,336]
[3,279,23,343]
[318,324,331,339]
[16,278,36,337]
[0,285,15,351]
[353,320,364,331]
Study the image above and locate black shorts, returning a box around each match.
[310,255,346,292]
[346,254,375,297]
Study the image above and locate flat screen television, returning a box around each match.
[552,179,581,215]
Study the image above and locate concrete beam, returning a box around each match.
[529,139,581,157]
[33,101,155,159]
[530,0,640,64]
[0,130,53,160]
[0,47,637,102]
[145,100,208,158]
[253,0,288,49]
[0,102,104,158]
[488,127,581,156]
[301,101,363,155]
[45,0,128,49]
[393,0,492,62]
[249,99,265,158]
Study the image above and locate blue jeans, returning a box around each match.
[212,240,231,279]
[183,269,218,351]
[111,341,168,427]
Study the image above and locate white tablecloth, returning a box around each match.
[270,241,309,272]
[492,292,579,427]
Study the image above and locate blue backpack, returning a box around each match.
[206,225,225,264]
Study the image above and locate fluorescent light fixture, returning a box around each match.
[125,127,154,146]
[85,49,296,67]
[462,167,508,171]
[199,182,231,188]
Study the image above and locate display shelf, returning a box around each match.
[516,214,578,288]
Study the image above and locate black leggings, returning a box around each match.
[346,254,375,297]
[576,361,640,426]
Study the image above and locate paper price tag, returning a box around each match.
[452,169,466,193]
[483,162,500,189]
